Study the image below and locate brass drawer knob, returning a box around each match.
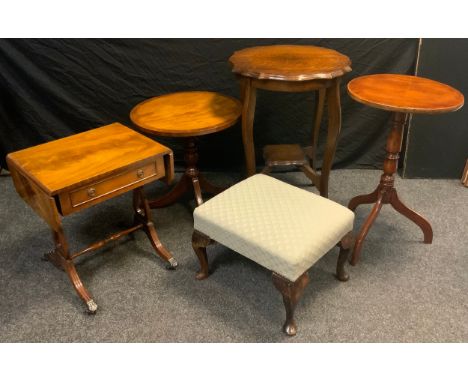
[137,169,144,178]
[87,188,96,197]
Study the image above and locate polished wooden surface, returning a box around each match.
[130,91,242,137]
[8,124,177,313]
[229,45,351,81]
[230,45,351,81]
[7,123,172,195]
[348,74,464,114]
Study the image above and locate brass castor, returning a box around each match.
[166,257,178,270]
[86,299,98,314]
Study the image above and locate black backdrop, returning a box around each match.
[403,38,468,178]
[0,39,419,171]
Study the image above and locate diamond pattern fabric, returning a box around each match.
[194,174,354,281]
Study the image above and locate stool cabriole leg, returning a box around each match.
[272,272,309,336]
[192,230,213,280]
[336,232,354,281]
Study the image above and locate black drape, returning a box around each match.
[0,38,418,171]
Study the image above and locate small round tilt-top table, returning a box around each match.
[130,91,242,207]
[347,74,464,265]
[229,45,351,197]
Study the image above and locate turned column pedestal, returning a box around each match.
[130,91,242,207]
[149,138,226,207]
[347,74,464,264]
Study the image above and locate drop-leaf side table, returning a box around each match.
[7,123,177,313]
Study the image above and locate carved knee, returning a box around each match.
[192,230,213,280]
[336,232,354,281]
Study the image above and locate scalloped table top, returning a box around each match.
[229,45,352,81]
[347,74,464,114]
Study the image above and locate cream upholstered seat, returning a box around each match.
[194,174,354,282]
[191,174,355,336]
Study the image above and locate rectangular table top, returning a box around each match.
[7,123,172,195]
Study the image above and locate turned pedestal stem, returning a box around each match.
[150,138,225,208]
[349,112,433,265]
[346,73,463,265]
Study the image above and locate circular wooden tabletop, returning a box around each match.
[130,91,242,137]
[229,45,351,81]
[347,74,464,114]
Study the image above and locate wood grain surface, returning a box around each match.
[7,123,172,195]
[130,91,242,137]
[347,74,464,114]
[229,45,352,81]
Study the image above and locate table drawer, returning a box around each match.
[71,162,158,207]
[59,159,164,215]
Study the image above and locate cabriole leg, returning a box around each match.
[272,272,309,336]
[336,232,354,281]
[191,230,213,280]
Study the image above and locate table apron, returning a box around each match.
[251,78,334,93]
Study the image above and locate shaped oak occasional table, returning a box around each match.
[229,45,351,197]
[7,123,177,313]
[347,74,464,265]
[130,91,242,207]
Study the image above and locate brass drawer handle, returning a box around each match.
[137,169,144,178]
[87,188,96,197]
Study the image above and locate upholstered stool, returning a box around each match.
[191,174,354,336]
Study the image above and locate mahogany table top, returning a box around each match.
[7,123,171,195]
[347,74,464,114]
[229,45,352,81]
[130,91,242,138]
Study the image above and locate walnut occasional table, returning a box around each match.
[7,123,177,313]
[130,91,242,207]
[347,74,464,265]
[229,45,351,197]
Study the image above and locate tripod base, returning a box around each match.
[348,185,433,266]
[150,172,225,208]
[149,138,226,208]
